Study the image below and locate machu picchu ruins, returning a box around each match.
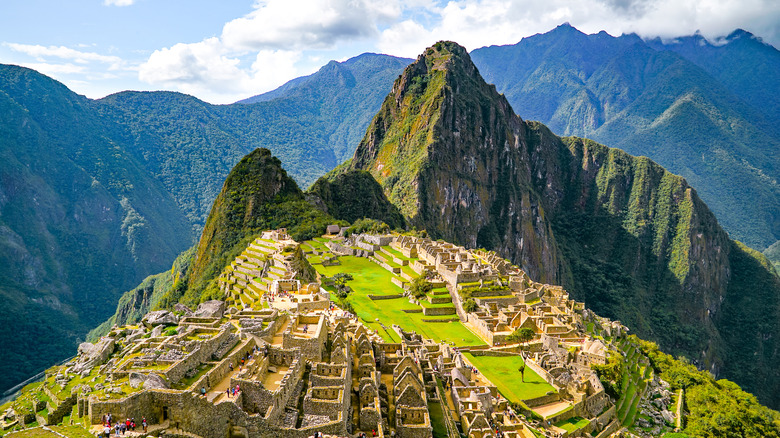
[1,230,682,438]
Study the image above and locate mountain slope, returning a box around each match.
[348,41,780,408]
[0,54,410,392]
[0,65,193,393]
[471,25,780,250]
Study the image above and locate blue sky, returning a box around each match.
[1,0,778,104]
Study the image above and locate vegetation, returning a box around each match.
[308,170,406,229]
[461,298,477,313]
[409,276,433,299]
[345,218,391,236]
[591,354,625,399]
[332,273,354,299]
[635,336,780,437]
[310,254,482,346]
[185,148,342,304]
[506,327,535,346]
[471,24,780,250]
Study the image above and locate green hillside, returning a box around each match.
[471,24,780,251]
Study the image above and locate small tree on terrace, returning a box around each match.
[332,273,353,299]
[463,298,478,313]
[410,276,433,300]
[507,327,535,347]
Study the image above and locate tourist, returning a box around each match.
[142,417,147,433]
[226,388,231,398]
[130,419,135,431]
[201,386,206,397]
[103,424,110,438]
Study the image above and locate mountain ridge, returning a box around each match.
[470,25,780,250]
[346,41,780,408]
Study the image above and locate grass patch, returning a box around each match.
[428,401,448,438]
[463,353,555,402]
[50,426,95,438]
[554,417,590,432]
[311,255,483,346]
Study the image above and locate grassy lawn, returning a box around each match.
[310,255,483,346]
[307,240,329,252]
[554,417,590,432]
[428,401,448,438]
[464,353,555,402]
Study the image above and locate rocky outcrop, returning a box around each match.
[71,337,115,374]
[142,310,179,327]
[351,42,563,283]
[142,373,170,390]
[194,300,225,318]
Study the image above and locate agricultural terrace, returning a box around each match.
[306,251,483,347]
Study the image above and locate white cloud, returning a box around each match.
[379,0,780,55]
[5,43,125,70]
[103,0,135,6]
[138,0,405,103]
[135,0,779,103]
[221,0,402,51]
[138,37,303,103]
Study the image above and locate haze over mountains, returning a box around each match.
[0,25,777,412]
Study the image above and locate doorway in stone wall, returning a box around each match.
[162,406,168,421]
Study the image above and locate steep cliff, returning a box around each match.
[349,41,780,407]
[351,42,563,283]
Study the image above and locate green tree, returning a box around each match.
[333,273,353,299]
[507,327,535,346]
[463,298,478,313]
[410,276,432,299]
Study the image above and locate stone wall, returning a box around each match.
[295,298,329,313]
[192,338,256,394]
[44,394,77,425]
[282,315,326,361]
[237,354,304,422]
[164,323,233,384]
[421,306,456,316]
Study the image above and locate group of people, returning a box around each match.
[99,414,147,438]
[265,290,293,303]
[226,383,241,398]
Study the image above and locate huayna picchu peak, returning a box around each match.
[2,36,779,438]
[346,41,780,410]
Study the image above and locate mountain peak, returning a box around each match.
[188,148,302,291]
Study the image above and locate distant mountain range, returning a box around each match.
[0,25,777,400]
[470,24,780,251]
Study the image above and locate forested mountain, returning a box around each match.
[0,66,193,393]
[0,54,407,394]
[1,25,778,407]
[470,24,780,250]
[345,41,780,408]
